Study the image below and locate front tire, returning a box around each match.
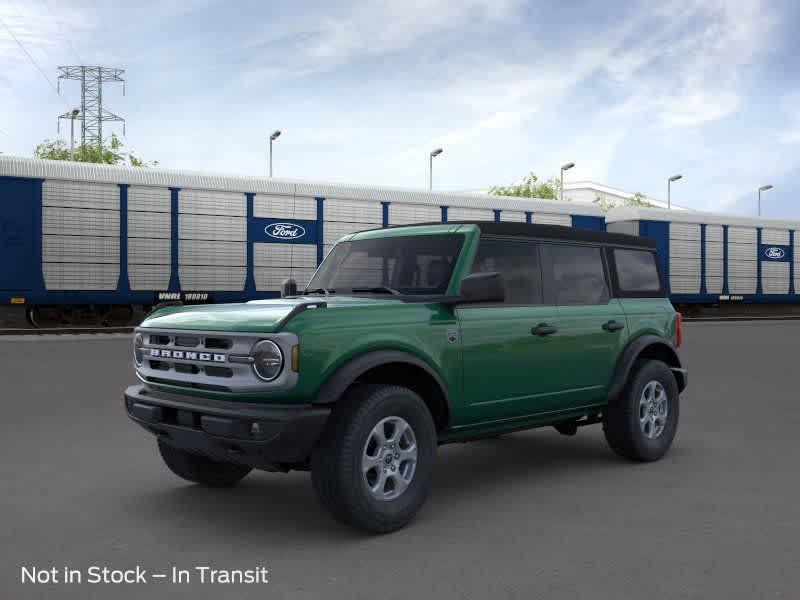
[311,384,437,534]
[157,440,252,487]
[603,360,679,462]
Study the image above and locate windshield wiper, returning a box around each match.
[350,286,401,295]
[304,287,335,295]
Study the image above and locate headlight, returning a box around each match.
[133,333,144,366]
[251,340,284,381]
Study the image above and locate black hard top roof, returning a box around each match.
[385,221,656,249]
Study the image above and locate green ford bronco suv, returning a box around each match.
[125,222,687,533]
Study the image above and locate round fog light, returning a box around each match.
[251,340,283,381]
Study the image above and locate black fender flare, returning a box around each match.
[313,350,451,422]
[607,334,686,402]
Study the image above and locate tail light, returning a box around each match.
[674,312,683,348]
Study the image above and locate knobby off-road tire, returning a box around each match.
[603,359,680,462]
[311,384,437,534]
[157,439,252,487]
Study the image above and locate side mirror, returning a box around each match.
[458,272,505,304]
[281,278,298,298]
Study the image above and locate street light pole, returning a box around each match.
[560,162,575,201]
[667,174,683,209]
[69,108,80,160]
[429,148,443,190]
[269,130,281,177]
[758,184,773,216]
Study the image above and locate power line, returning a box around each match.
[0,15,67,106]
[37,0,85,66]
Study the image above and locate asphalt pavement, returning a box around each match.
[1,321,798,599]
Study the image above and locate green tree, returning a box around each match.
[593,191,656,212]
[33,134,157,167]
[489,172,562,200]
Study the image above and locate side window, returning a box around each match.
[542,244,609,305]
[613,249,662,293]
[469,238,542,304]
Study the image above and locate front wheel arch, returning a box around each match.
[313,350,451,431]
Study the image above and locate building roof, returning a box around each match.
[564,180,689,210]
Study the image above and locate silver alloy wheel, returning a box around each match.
[362,416,418,501]
[639,380,668,439]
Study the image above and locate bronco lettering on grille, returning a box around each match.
[149,348,226,362]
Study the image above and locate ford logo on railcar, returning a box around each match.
[265,222,306,239]
[764,246,786,260]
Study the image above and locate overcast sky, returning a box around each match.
[1,0,799,218]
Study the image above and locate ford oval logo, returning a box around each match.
[764,246,786,260]
[265,222,306,240]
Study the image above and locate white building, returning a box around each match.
[563,181,689,211]
[462,180,690,211]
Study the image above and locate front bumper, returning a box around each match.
[124,384,330,471]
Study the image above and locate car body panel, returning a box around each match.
[132,222,681,442]
[456,304,564,424]
[548,299,629,404]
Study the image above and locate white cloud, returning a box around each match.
[0,1,91,67]
[1,0,795,219]
[238,0,520,84]
[601,0,775,129]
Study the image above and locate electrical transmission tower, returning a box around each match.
[57,66,126,148]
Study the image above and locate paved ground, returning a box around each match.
[1,322,798,599]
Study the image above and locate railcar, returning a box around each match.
[606,206,799,311]
[0,156,605,326]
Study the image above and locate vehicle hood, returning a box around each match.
[139,296,403,332]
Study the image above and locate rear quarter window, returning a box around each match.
[541,244,609,305]
[612,248,663,294]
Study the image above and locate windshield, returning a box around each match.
[307,234,465,296]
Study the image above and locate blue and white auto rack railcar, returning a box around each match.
[0,156,605,325]
[606,206,799,307]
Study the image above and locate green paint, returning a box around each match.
[138,223,678,439]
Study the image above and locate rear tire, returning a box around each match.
[157,440,252,487]
[311,384,437,534]
[603,360,679,462]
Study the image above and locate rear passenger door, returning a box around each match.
[456,237,564,425]
[540,243,628,408]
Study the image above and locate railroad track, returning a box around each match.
[0,326,134,336]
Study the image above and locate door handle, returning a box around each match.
[602,320,625,332]
[531,325,558,336]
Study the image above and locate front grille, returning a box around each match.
[204,366,233,378]
[174,363,200,374]
[135,328,298,393]
[139,331,237,388]
[205,337,232,349]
